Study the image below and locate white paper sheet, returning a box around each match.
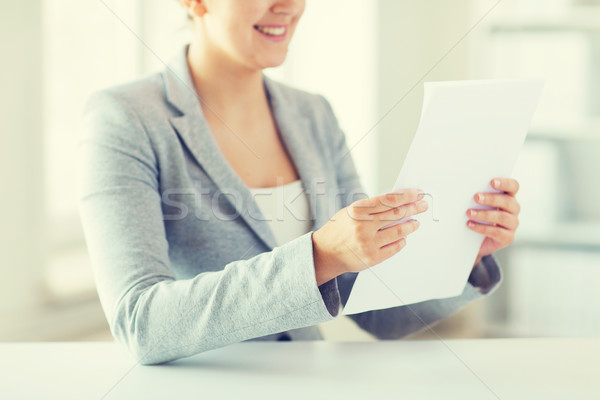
[343,79,544,315]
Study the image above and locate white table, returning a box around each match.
[0,339,598,399]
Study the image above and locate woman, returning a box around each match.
[78,0,520,365]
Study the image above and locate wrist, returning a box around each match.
[311,231,343,285]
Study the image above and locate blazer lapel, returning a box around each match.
[263,76,329,234]
[162,44,328,251]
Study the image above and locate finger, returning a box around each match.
[375,219,420,247]
[474,192,520,215]
[352,189,423,216]
[372,200,428,229]
[378,238,407,261]
[491,177,520,196]
[466,209,519,230]
[467,220,513,244]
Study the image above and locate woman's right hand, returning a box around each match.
[311,189,428,285]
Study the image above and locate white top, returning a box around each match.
[248,179,312,246]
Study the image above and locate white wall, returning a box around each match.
[374,0,473,192]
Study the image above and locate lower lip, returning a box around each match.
[254,27,287,42]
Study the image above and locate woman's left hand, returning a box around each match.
[467,177,521,266]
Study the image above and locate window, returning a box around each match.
[471,0,600,336]
[42,0,190,301]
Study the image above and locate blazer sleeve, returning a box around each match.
[77,91,337,365]
[317,95,503,339]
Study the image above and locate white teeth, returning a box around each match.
[255,26,285,36]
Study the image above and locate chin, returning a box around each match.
[255,54,288,70]
[263,59,286,69]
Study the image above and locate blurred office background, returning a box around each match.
[1,0,599,342]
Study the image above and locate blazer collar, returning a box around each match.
[162,44,326,251]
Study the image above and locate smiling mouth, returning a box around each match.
[253,25,286,36]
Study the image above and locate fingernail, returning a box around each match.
[493,179,501,188]
[477,193,485,202]
[470,210,477,217]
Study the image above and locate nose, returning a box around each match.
[271,0,304,16]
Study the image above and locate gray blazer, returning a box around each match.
[78,43,502,365]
